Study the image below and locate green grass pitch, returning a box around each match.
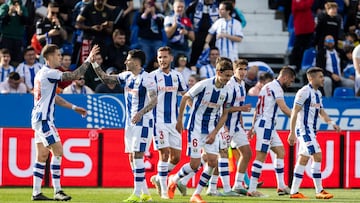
[0,187,359,203]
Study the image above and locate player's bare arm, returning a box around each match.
[55,95,87,117]
[92,64,119,84]
[229,103,251,113]
[62,45,100,81]
[131,89,158,124]
[319,108,341,133]
[277,98,292,117]
[176,93,192,133]
[288,104,302,146]
[206,105,230,144]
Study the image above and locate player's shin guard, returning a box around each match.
[194,165,214,195]
[274,158,286,189]
[158,161,168,195]
[248,160,263,192]
[218,158,231,192]
[134,159,145,196]
[290,164,305,194]
[51,156,62,193]
[33,162,46,196]
[311,162,323,193]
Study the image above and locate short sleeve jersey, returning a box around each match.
[150,69,187,124]
[208,18,243,61]
[187,77,232,134]
[118,70,156,127]
[225,77,246,134]
[294,84,323,134]
[255,79,283,129]
[32,66,62,122]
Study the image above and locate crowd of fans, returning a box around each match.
[0,0,359,96]
[281,0,360,96]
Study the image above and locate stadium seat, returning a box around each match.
[301,47,317,71]
[333,87,355,98]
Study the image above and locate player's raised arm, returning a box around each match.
[62,45,100,81]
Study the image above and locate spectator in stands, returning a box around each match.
[244,61,274,91]
[248,72,274,96]
[0,48,15,83]
[188,74,201,89]
[316,35,354,96]
[0,71,26,93]
[314,2,343,49]
[106,0,133,45]
[230,0,247,28]
[16,46,43,93]
[35,2,67,51]
[136,0,164,68]
[71,0,92,66]
[174,53,196,85]
[344,0,359,33]
[145,55,160,73]
[56,53,72,91]
[199,46,220,79]
[84,52,105,91]
[353,44,360,96]
[204,1,243,62]
[186,0,219,67]
[103,29,130,73]
[62,76,94,94]
[164,0,195,61]
[289,0,315,72]
[95,67,124,93]
[75,0,113,63]
[0,0,28,65]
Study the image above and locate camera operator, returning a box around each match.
[35,2,67,49]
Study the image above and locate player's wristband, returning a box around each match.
[72,105,77,110]
[91,62,99,68]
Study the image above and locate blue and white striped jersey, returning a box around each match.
[199,64,216,79]
[255,79,283,129]
[294,84,323,134]
[151,69,187,124]
[16,62,43,89]
[0,66,16,82]
[32,66,62,122]
[118,70,156,127]
[187,77,232,134]
[225,77,246,134]
[208,18,243,61]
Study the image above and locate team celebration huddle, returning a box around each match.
[31,42,341,203]
[115,47,340,203]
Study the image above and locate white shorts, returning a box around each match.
[187,130,220,158]
[32,120,60,147]
[230,128,250,149]
[297,130,321,157]
[254,121,283,153]
[153,123,182,150]
[125,125,153,153]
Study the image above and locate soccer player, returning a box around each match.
[288,67,340,199]
[353,44,360,96]
[206,59,251,197]
[247,66,295,197]
[31,44,99,201]
[168,57,234,203]
[149,46,187,199]
[92,49,157,203]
